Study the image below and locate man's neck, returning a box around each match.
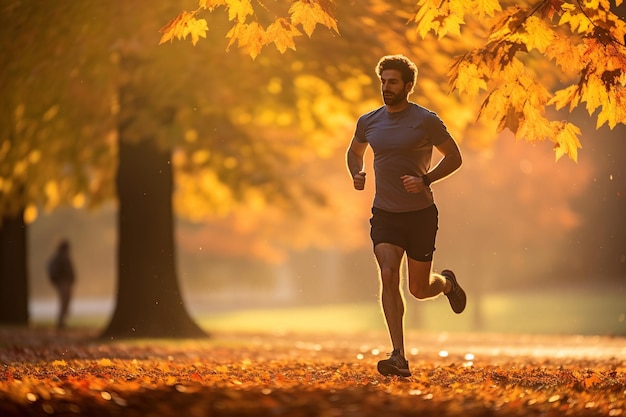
[385,100,410,113]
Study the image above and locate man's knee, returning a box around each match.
[379,265,400,286]
[408,283,430,300]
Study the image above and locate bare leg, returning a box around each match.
[407,258,452,300]
[374,243,406,356]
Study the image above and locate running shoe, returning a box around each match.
[442,269,466,314]
[377,349,411,377]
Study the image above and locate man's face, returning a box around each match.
[380,69,411,106]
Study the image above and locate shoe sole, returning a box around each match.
[377,362,411,377]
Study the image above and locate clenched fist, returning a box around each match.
[353,171,366,190]
[401,175,428,193]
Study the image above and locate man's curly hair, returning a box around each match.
[376,54,418,93]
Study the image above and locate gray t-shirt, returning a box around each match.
[354,103,453,212]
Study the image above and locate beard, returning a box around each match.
[382,91,406,106]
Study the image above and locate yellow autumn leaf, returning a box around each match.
[557,2,576,19]
[585,0,602,9]
[453,62,487,97]
[226,21,267,59]
[545,35,584,71]
[558,7,593,33]
[159,11,194,44]
[520,16,554,53]
[516,107,556,142]
[472,0,503,17]
[225,0,253,23]
[554,122,581,162]
[488,7,527,41]
[478,86,509,124]
[605,51,626,73]
[437,13,465,39]
[159,11,207,46]
[581,74,606,115]
[289,0,338,37]
[548,85,580,111]
[596,88,626,129]
[199,0,227,10]
[415,0,498,37]
[414,0,467,39]
[186,17,208,45]
[413,1,441,38]
[266,19,302,53]
[500,106,521,133]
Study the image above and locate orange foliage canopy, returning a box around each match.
[161,0,626,162]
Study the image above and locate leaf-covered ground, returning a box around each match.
[0,327,624,416]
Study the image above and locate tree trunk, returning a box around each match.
[0,211,29,325]
[100,138,206,339]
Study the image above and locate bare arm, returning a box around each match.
[426,137,462,184]
[402,137,462,193]
[346,137,368,190]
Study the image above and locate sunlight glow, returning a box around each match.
[24,204,38,224]
[267,78,282,94]
[223,157,237,169]
[184,129,198,143]
[191,150,210,165]
[71,193,86,208]
[28,150,41,164]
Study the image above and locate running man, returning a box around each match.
[346,54,466,377]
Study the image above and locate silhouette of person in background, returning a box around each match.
[47,239,76,329]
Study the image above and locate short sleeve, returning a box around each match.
[354,115,368,143]
[425,112,453,146]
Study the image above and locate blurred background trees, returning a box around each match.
[1,0,624,336]
[0,1,114,325]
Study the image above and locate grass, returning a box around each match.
[42,290,625,337]
[196,290,626,336]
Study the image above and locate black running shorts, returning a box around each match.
[369,204,438,262]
